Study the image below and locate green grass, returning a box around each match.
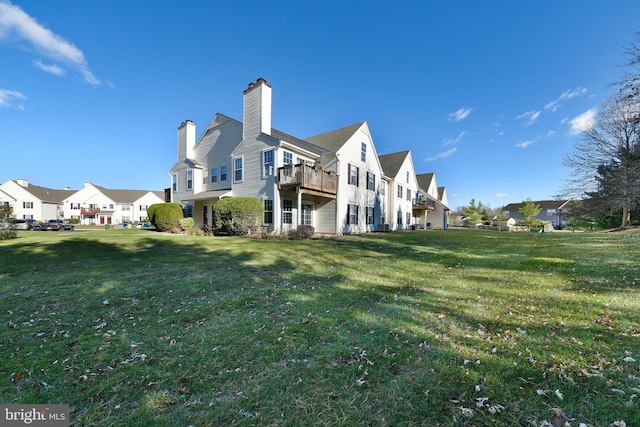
[1,229,639,426]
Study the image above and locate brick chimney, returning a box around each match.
[243,78,272,139]
[177,119,196,161]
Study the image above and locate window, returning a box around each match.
[283,151,293,165]
[203,205,209,226]
[406,171,410,184]
[263,149,274,177]
[380,181,385,196]
[302,204,312,226]
[234,157,243,182]
[547,209,556,216]
[110,204,114,210]
[361,142,367,162]
[283,199,293,224]
[187,170,193,190]
[366,206,375,225]
[397,210,403,225]
[122,216,130,223]
[397,184,403,199]
[202,170,208,184]
[71,203,80,210]
[23,201,33,209]
[406,188,411,201]
[220,165,227,182]
[348,164,359,186]
[211,167,218,183]
[264,200,273,224]
[366,172,375,191]
[347,204,359,225]
[122,204,131,211]
[140,205,148,211]
[172,174,177,191]
[406,212,411,226]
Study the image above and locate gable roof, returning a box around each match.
[378,151,410,178]
[21,182,76,203]
[305,122,365,152]
[90,184,164,203]
[502,200,571,211]
[416,173,435,192]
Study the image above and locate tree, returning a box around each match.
[493,206,508,231]
[518,199,541,227]
[563,90,640,227]
[148,202,184,232]
[212,197,263,235]
[463,199,488,227]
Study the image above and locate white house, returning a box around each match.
[415,173,449,229]
[170,78,388,234]
[63,183,165,225]
[0,179,74,221]
[378,151,420,230]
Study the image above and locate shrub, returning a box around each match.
[148,203,184,232]
[179,217,194,234]
[212,198,263,236]
[288,225,315,240]
[0,229,17,240]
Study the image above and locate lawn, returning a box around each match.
[0,229,638,426]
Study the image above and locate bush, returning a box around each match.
[148,203,184,232]
[212,198,263,236]
[288,225,315,240]
[179,217,194,234]
[0,229,17,240]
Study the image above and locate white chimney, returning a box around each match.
[16,179,29,187]
[178,120,196,160]
[243,78,272,139]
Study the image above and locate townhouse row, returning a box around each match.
[0,180,165,225]
[169,78,449,234]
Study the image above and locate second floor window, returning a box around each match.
[211,167,218,183]
[187,170,193,190]
[397,185,403,199]
[220,165,227,182]
[172,174,177,191]
[234,157,243,182]
[71,203,80,210]
[361,142,367,162]
[406,188,411,201]
[283,151,293,165]
[348,164,359,186]
[23,201,33,209]
[366,172,375,191]
[263,149,274,177]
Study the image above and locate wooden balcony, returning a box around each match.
[413,197,436,211]
[81,207,101,216]
[278,164,338,198]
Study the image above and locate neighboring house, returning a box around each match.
[0,179,75,221]
[415,173,449,229]
[170,78,387,234]
[378,151,419,230]
[63,183,165,225]
[501,200,571,229]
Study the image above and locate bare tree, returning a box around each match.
[564,90,640,227]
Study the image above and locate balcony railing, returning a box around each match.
[413,197,436,210]
[278,164,338,197]
[81,207,101,216]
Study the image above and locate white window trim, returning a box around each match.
[233,156,244,183]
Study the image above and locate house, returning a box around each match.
[415,173,449,229]
[0,179,75,221]
[62,183,165,225]
[170,78,387,235]
[501,200,571,229]
[378,151,418,230]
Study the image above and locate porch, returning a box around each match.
[278,164,338,198]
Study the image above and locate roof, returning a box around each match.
[305,122,365,152]
[378,151,410,178]
[91,184,164,203]
[502,200,571,211]
[416,173,435,192]
[180,189,232,202]
[21,182,76,203]
[271,128,326,156]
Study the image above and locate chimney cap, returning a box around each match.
[245,77,271,93]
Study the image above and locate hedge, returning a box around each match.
[212,198,263,235]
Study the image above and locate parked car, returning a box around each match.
[0,221,9,230]
[136,222,156,230]
[40,219,74,231]
[10,219,39,230]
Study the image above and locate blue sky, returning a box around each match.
[1,1,638,209]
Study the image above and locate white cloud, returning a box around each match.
[33,59,65,76]
[0,1,99,85]
[448,107,473,122]
[515,140,535,148]
[0,88,26,108]
[425,147,457,162]
[443,130,468,146]
[515,110,541,125]
[493,193,508,198]
[545,87,587,112]
[568,107,597,135]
